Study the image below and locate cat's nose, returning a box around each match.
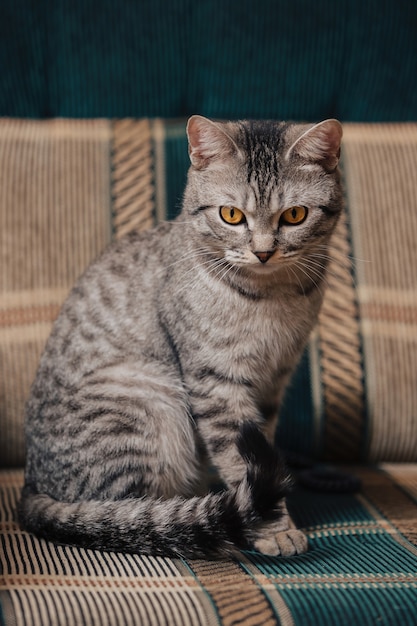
[254,250,275,264]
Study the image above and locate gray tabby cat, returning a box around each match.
[19,115,343,559]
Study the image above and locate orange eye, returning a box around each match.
[281,206,308,225]
[220,206,246,225]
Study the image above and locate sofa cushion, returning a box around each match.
[0,119,153,466]
[1,119,417,466]
[1,466,417,625]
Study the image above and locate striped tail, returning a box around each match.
[18,423,292,559]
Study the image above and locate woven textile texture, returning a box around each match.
[0,119,113,466]
[1,0,417,122]
[343,125,417,462]
[1,118,417,624]
[1,119,417,466]
[1,467,417,626]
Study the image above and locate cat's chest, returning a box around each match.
[167,279,316,389]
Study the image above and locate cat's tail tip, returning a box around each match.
[235,422,293,539]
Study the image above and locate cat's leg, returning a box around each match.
[191,384,307,556]
[190,381,264,488]
[256,407,308,556]
[188,382,292,554]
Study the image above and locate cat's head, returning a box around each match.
[183,115,343,282]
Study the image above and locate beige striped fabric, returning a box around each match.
[342,124,417,462]
[112,119,155,238]
[0,120,113,466]
[0,118,157,467]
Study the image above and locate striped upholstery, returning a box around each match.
[0,120,113,467]
[1,119,417,624]
[342,126,417,462]
[2,119,417,466]
[1,468,417,625]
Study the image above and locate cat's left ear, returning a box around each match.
[186,115,238,169]
[286,119,343,172]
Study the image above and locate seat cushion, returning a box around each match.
[1,466,417,625]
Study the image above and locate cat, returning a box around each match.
[18,115,343,559]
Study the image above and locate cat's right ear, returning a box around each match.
[286,119,343,173]
[187,116,238,169]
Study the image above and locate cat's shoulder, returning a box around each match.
[114,220,173,249]
[98,220,174,262]
[69,221,173,291]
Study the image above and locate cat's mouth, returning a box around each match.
[233,256,282,275]
[226,249,300,276]
[246,260,280,274]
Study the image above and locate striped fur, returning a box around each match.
[19,424,291,558]
[19,117,343,558]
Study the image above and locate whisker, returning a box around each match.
[291,261,326,298]
[306,254,360,288]
[209,259,233,282]
[302,258,341,283]
[296,262,328,285]
[175,258,229,296]
[285,265,306,296]
[299,249,359,285]
[313,244,370,265]
[216,261,237,283]
[162,247,214,271]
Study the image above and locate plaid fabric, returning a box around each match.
[1,119,417,466]
[0,119,113,467]
[1,117,417,623]
[1,467,417,625]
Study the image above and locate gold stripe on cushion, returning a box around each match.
[111,119,155,237]
[317,210,365,462]
[189,559,278,626]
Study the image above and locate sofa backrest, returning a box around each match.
[1,0,417,122]
[1,118,417,467]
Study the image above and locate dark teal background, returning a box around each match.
[1,0,416,121]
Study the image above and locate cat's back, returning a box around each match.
[87,220,173,287]
[70,219,173,305]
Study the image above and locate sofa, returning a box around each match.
[1,2,417,625]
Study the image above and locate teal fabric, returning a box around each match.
[1,0,417,121]
[252,484,417,626]
[2,467,417,625]
[278,350,315,458]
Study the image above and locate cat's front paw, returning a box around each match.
[254,529,308,557]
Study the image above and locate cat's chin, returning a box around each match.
[242,262,281,276]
